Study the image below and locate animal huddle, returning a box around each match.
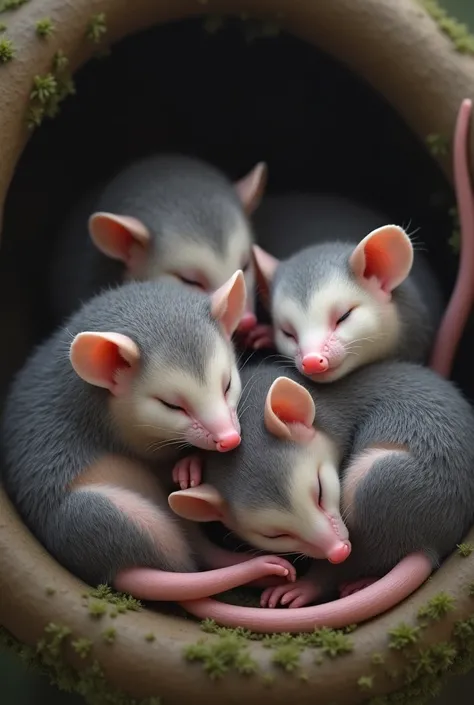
[2,103,474,633]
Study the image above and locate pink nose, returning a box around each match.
[327,541,351,565]
[302,353,329,374]
[215,431,241,452]
[236,312,257,334]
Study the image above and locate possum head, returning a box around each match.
[169,376,351,564]
[88,162,268,333]
[69,272,247,455]
[254,225,413,382]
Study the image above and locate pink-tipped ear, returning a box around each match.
[235,162,268,215]
[69,332,139,394]
[349,225,414,293]
[88,212,150,263]
[264,376,316,442]
[252,244,279,308]
[168,484,225,522]
[210,269,247,337]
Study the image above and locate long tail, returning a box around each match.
[114,555,294,602]
[178,553,432,633]
[430,98,474,378]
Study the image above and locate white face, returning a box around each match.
[272,277,400,382]
[229,433,351,564]
[111,335,242,456]
[145,226,254,306]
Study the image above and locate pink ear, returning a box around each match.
[88,212,150,263]
[210,269,247,337]
[264,377,316,443]
[349,225,413,293]
[168,484,225,522]
[234,162,268,215]
[69,332,140,395]
[252,244,279,308]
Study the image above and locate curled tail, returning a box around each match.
[178,553,432,633]
[430,98,474,378]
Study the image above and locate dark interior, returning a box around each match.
[1,16,471,394]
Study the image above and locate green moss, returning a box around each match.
[372,652,385,665]
[425,133,449,157]
[0,624,162,705]
[448,206,461,255]
[88,585,142,613]
[45,587,56,596]
[417,593,455,622]
[86,13,107,44]
[0,36,14,62]
[88,600,107,619]
[144,633,156,643]
[388,623,421,650]
[0,22,6,31]
[308,627,353,657]
[30,73,57,103]
[71,638,93,659]
[457,542,474,557]
[358,675,374,691]
[36,18,54,38]
[52,49,69,72]
[0,0,30,12]
[418,0,474,54]
[407,642,457,680]
[184,633,258,679]
[271,643,301,672]
[102,628,116,645]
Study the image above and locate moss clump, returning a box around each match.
[88,600,107,619]
[0,0,30,11]
[30,73,57,103]
[0,624,161,705]
[52,49,68,72]
[425,133,449,157]
[144,633,156,643]
[86,13,107,44]
[457,542,474,557]
[417,592,455,622]
[88,585,142,613]
[306,627,353,658]
[184,633,258,679]
[102,628,116,645]
[71,638,93,660]
[35,18,54,38]
[448,206,461,255]
[0,36,14,62]
[45,587,56,596]
[418,0,474,53]
[372,652,385,665]
[271,643,301,672]
[388,623,421,650]
[358,675,374,691]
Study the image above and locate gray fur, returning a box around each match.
[254,193,444,364]
[204,360,474,582]
[49,154,252,322]
[0,279,225,585]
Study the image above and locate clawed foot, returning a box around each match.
[338,577,378,598]
[172,455,202,490]
[260,578,321,609]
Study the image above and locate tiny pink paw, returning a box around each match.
[254,555,297,583]
[245,323,275,350]
[260,578,321,609]
[338,578,378,599]
[172,455,202,490]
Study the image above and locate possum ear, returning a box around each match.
[349,225,413,293]
[70,332,139,396]
[169,485,225,522]
[264,376,316,443]
[252,245,279,309]
[89,212,150,264]
[210,269,247,337]
[235,162,268,215]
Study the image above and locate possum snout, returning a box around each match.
[302,353,329,374]
[215,430,241,452]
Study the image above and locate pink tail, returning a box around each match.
[178,553,432,633]
[114,555,294,602]
[430,98,474,378]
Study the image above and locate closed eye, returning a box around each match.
[224,378,231,395]
[242,260,250,273]
[261,531,294,540]
[178,275,205,290]
[280,328,297,341]
[156,398,187,413]
[336,308,355,325]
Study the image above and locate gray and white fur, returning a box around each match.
[49,154,266,324]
